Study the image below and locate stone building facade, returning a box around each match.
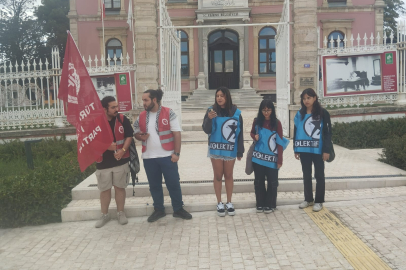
[68,0,385,106]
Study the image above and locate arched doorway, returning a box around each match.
[208,30,239,89]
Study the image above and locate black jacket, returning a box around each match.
[293,108,332,154]
[202,105,245,158]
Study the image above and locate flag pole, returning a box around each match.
[101,0,105,53]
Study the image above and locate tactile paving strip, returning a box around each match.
[304,207,392,270]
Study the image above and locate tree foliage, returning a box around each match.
[35,0,70,58]
[383,0,406,37]
[0,0,48,65]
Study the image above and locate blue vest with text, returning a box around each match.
[209,108,241,158]
[252,126,290,169]
[293,111,323,154]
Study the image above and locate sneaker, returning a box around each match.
[313,203,323,212]
[147,209,166,223]
[256,207,264,213]
[217,202,226,217]
[95,213,111,228]
[225,202,235,216]
[173,207,192,220]
[299,201,314,209]
[264,207,273,214]
[117,211,128,225]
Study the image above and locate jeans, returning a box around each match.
[253,162,279,208]
[143,156,184,212]
[299,152,325,203]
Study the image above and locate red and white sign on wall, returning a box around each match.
[322,51,398,97]
[91,72,133,112]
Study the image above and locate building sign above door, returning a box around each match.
[198,0,248,9]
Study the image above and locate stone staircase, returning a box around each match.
[182,89,264,110]
[61,174,406,222]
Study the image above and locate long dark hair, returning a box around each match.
[213,87,233,115]
[256,99,277,130]
[144,89,164,105]
[300,88,323,120]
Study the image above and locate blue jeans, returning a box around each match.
[143,156,184,212]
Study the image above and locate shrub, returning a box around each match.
[332,118,406,149]
[0,138,95,228]
[380,135,406,171]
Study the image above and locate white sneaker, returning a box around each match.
[225,202,235,216]
[217,202,226,217]
[117,211,128,225]
[313,203,323,212]
[299,201,314,209]
[95,213,111,228]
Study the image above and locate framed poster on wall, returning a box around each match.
[91,73,132,112]
[322,51,397,97]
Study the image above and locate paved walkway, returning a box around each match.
[130,143,404,183]
[1,187,406,270]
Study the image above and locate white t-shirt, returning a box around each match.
[133,109,181,159]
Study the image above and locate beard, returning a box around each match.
[145,103,155,111]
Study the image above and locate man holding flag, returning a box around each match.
[58,32,132,228]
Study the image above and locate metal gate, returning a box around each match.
[275,0,291,137]
[159,0,182,125]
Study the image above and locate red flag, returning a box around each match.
[100,0,105,19]
[58,32,114,171]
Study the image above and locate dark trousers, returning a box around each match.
[143,156,184,212]
[299,152,325,203]
[253,162,279,208]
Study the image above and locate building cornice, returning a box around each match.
[317,5,384,12]
[67,14,128,21]
[320,19,354,23]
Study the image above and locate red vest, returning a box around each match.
[96,114,130,163]
[138,106,174,153]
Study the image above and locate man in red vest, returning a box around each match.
[134,89,192,222]
[94,96,134,228]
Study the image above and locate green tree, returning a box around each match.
[383,0,405,38]
[35,0,70,58]
[0,0,47,66]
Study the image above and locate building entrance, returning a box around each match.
[208,30,239,89]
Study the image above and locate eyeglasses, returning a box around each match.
[262,110,272,113]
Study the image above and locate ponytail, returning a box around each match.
[144,89,164,104]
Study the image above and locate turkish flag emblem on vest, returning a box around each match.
[58,32,114,171]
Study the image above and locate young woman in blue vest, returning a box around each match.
[202,87,244,217]
[294,88,332,212]
[250,99,289,214]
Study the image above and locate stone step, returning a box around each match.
[182,124,203,131]
[61,185,406,222]
[70,174,406,201]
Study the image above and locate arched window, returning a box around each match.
[179,30,189,76]
[328,31,345,48]
[258,27,276,74]
[106,38,122,65]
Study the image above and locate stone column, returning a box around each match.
[374,0,385,35]
[292,0,318,104]
[134,0,159,106]
[67,0,78,43]
[290,0,318,135]
[241,20,253,90]
[196,22,207,90]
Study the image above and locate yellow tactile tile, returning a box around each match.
[304,207,392,270]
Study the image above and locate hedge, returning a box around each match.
[0,138,95,228]
[380,135,406,171]
[332,118,406,149]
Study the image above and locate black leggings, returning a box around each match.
[253,162,279,208]
[299,152,325,203]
